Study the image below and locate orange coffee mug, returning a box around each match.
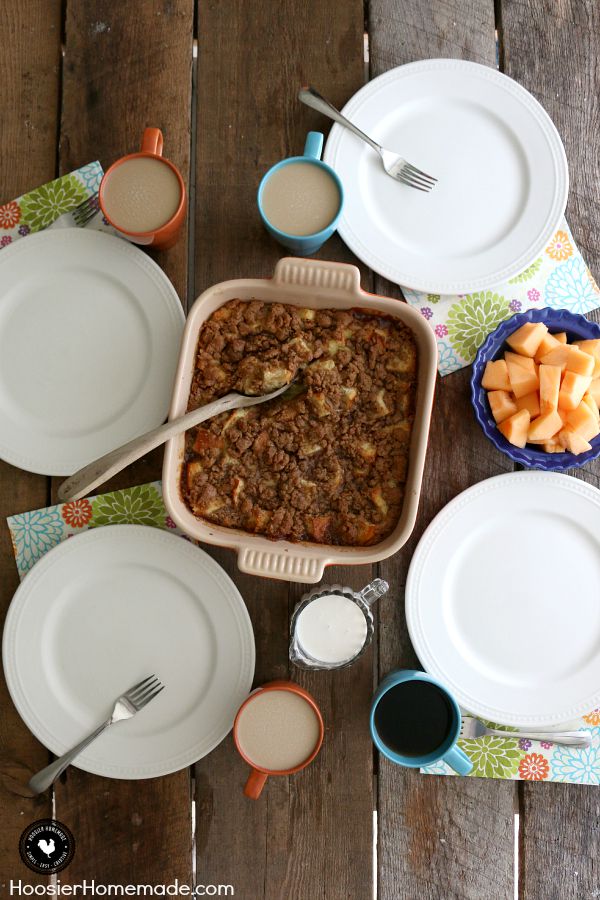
[233,680,324,799]
[99,127,186,250]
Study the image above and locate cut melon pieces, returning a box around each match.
[488,390,518,424]
[505,351,534,370]
[507,358,539,398]
[498,409,530,448]
[558,372,592,411]
[539,345,572,371]
[566,402,600,441]
[574,339,600,377]
[534,333,562,361]
[515,391,540,417]
[539,364,561,414]
[481,359,511,391]
[565,346,596,377]
[554,332,568,344]
[583,392,600,420]
[557,427,593,454]
[543,437,563,453]
[506,321,548,357]
[527,410,563,442]
[588,380,600,405]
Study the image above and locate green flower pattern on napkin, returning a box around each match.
[508,257,543,284]
[458,735,524,778]
[447,291,511,363]
[91,484,166,528]
[19,174,88,232]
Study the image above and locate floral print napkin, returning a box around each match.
[6,481,192,582]
[403,220,600,376]
[0,161,113,247]
[422,714,600,784]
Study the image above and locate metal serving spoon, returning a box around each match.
[58,380,297,502]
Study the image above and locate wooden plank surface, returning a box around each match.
[369,3,518,898]
[0,0,62,888]
[51,0,195,887]
[192,2,374,898]
[501,1,600,897]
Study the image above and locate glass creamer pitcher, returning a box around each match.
[289,578,389,670]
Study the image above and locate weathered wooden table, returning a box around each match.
[1,1,599,897]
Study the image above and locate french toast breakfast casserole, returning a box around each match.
[182,299,417,546]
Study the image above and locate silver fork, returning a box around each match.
[461,715,592,748]
[27,675,164,795]
[298,86,437,192]
[48,191,100,230]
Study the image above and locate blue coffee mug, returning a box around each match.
[370,669,473,775]
[257,131,344,255]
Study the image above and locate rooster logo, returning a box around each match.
[37,838,55,858]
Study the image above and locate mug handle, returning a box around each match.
[141,127,164,156]
[244,768,268,799]
[442,745,473,776]
[303,131,323,160]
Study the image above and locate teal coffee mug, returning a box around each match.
[257,131,344,255]
[370,670,473,775]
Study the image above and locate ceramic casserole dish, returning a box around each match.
[163,257,437,582]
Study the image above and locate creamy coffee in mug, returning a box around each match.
[261,161,341,236]
[102,156,182,233]
[235,688,321,771]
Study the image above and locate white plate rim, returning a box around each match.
[0,229,185,475]
[324,58,569,294]
[2,525,256,779]
[406,471,600,726]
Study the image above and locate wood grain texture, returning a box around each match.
[60,0,193,301]
[501,2,600,897]
[52,0,195,887]
[0,0,61,886]
[193,2,374,897]
[369,4,517,898]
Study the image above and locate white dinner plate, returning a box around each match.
[406,472,600,727]
[324,59,568,294]
[2,526,255,778]
[0,229,184,475]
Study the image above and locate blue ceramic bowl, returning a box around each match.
[471,307,600,471]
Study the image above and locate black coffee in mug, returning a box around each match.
[373,679,454,757]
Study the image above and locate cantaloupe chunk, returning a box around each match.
[481,359,511,391]
[515,391,540,417]
[554,332,568,344]
[539,345,572,371]
[539,364,562,414]
[506,321,548,357]
[583,392,600,420]
[505,351,534,370]
[534,333,562,361]
[573,339,600,357]
[506,359,539,398]
[588,380,600,405]
[528,410,563,442]
[543,438,563,453]
[558,372,592,411]
[565,346,596,377]
[566,402,600,441]
[557,427,593,454]
[574,340,600,377]
[488,390,518,424]
[498,409,530,448]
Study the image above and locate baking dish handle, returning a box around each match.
[237,547,326,583]
[273,257,362,295]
